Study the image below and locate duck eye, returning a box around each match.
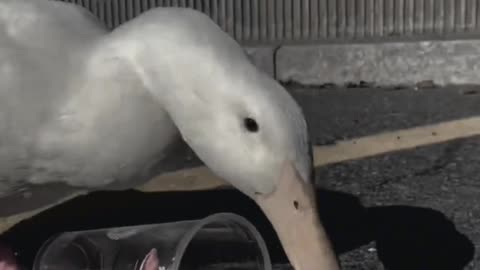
[244,117,259,132]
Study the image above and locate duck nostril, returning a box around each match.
[293,200,299,209]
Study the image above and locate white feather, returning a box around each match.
[0,1,312,215]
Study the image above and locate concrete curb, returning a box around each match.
[246,38,480,87]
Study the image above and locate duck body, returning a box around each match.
[0,0,178,214]
[0,1,341,269]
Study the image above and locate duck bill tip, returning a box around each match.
[254,162,340,270]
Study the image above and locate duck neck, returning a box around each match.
[116,36,248,133]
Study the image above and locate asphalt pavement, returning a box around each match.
[3,83,480,270]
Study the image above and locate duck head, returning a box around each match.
[107,8,341,270]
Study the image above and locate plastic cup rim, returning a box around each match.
[169,212,272,270]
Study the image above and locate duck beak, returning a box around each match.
[254,162,340,270]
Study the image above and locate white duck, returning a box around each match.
[0,0,340,269]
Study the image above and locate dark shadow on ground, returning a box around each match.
[368,205,474,270]
[0,189,474,270]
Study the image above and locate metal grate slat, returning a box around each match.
[59,0,480,45]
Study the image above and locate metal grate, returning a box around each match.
[60,0,480,45]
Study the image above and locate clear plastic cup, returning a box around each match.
[33,213,272,270]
